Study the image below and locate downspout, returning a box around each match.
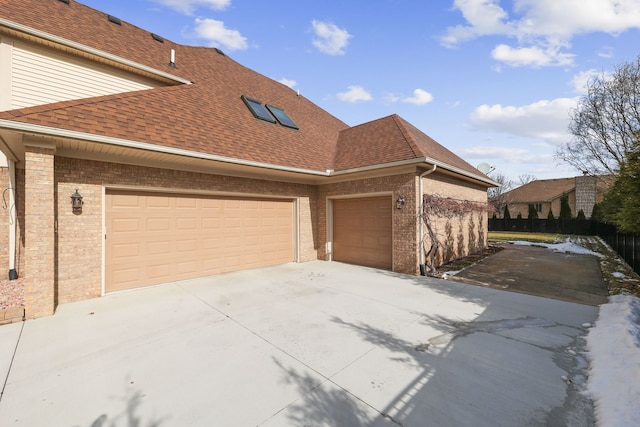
[418,163,437,275]
[7,159,17,279]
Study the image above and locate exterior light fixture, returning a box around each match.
[71,189,83,214]
[396,195,406,210]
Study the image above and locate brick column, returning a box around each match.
[24,142,56,318]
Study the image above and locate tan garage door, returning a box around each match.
[106,190,294,292]
[333,196,392,270]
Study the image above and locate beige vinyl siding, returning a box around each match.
[11,41,164,109]
[0,37,13,111]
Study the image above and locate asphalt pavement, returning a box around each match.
[449,244,609,306]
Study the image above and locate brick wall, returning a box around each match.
[24,145,55,318]
[17,155,490,311]
[422,173,489,268]
[54,157,318,304]
[318,172,420,275]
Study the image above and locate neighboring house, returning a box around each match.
[499,175,612,219]
[0,0,496,318]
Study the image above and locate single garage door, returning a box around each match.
[333,196,392,269]
[106,190,294,292]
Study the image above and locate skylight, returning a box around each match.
[241,96,276,123]
[266,105,299,129]
[107,15,122,25]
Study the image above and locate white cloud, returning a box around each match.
[512,0,640,38]
[193,18,247,51]
[470,97,579,143]
[402,89,434,106]
[383,93,401,104]
[491,44,574,67]
[311,20,352,55]
[570,69,601,94]
[152,0,230,15]
[598,46,615,58]
[336,86,372,103]
[459,145,553,164]
[441,0,513,47]
[279,78,297,89]
[442,0,640,68]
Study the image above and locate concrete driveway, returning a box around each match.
[0,261,597,426]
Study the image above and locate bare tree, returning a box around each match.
[517,174,537,186]
[487,172,513,217]
[557,55,640,175]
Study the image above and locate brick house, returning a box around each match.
[498,175,612,219]
[0,0,496,318]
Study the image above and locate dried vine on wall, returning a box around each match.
[419,194,490,273]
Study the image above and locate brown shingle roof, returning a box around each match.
[335,115,481,176]
[0,0,490,182]
[504,178,576,203]
[0,0,189,80]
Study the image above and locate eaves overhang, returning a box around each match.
[0,17,192,86]
[0,119,499,187]
[329,156,498,187]
[421,156,498,187]
[0,119,328,184]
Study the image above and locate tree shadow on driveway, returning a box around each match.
[272,265,597,427]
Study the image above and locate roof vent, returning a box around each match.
[151,33,164,43]
[214,48,225,56]
[169,49,177,68]
[58,0,70,4]
[107,15,122,26]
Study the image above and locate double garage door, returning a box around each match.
[332,196,392,270]
[105,190,294,292]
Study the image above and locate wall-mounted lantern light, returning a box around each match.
[71,189,83,214]
[396,195,406,210]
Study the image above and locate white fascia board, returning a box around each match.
[331,156,499,187]
[422,156,500,187]
[0,18,192,85]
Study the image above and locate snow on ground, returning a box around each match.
[586,293,640,427]
[510,240,604,257]
[510,236,639,425]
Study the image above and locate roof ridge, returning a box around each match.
[390,114,420,158]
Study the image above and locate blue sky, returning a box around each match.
[79,0,640,181]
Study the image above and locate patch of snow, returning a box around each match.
[442,270,461,280]
[586,293,640,427]
[510,240,603,258]
[509,240,537,246]
[612,272,627,279]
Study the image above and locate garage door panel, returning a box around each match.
[333,196,392,270]
[106,191,294,292]
[111,242,140,258]
[112,218,140,232]
[176,217,197,230]
[109,267,142,288]
[146,240,171,255]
